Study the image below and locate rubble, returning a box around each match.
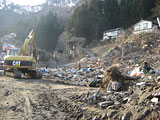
[71,79,160,119]
[39,33,160,118]
[42,57,104,86]
[1,33,160,119]
[99,101,114,108]
[151,97,159,103]
[101,64,140,92]
[104,33,160,68]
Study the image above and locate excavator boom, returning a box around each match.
[23,30,36,58]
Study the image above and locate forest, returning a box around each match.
[0,0,160,51]
[66,0,159,44]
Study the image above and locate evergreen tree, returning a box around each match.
[152,0,160,17]
[35,11,62,51]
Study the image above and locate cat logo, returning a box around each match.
[12,61,21,66]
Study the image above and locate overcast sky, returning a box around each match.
[7,0,46,6]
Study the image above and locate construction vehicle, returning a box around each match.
[3,30,42,79]
[0,42,4,70]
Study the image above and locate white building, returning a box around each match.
[3,33,16,41]
[103,28,123,41]
[133,20,158,34]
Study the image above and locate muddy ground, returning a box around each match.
[0,76,104,120]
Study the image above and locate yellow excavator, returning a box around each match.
[3,30,42,79]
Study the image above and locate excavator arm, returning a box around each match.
[23,30,36,58]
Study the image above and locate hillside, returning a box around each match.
[0,0,160,119]
[1,32,160,119]
[0,0,85,37]
[41,31,160,119]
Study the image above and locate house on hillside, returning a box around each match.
[103,27,124,41]
[133,20,158,34]
[3,33,16,42]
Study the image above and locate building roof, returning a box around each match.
[104,27,123,33]
[134,20,152,26]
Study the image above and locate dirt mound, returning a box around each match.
[102,64,121,90]
[101,64,139,91]
[104,33,160,68]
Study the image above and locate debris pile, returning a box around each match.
[72,75,160,119]
[8,32,159,119]
[101,64,140,93]
[42,57,104,86]
[104,33,160,68]
[41,33,160,119]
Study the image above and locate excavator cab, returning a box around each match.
[7,48,21,56]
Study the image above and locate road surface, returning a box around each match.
[0,76,100,120]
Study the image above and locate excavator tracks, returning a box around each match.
[4,69,43,79]
[14,70,22,79]
[29,70,43,79]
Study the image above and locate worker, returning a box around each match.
[69,50,73,59]
[140,61,153,74]
[78,63,81,70]
[43,65,48,76]
[36,54,39,64]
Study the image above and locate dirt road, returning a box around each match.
[0,76,102,120]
